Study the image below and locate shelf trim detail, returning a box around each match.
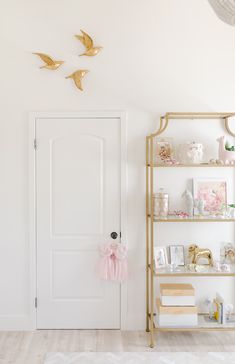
[150,112,235,138]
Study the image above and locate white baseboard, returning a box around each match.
[0,315,33,330]
[0,315,144,331]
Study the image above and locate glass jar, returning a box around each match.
[153,189,169,217]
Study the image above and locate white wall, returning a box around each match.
[1,0,235,330]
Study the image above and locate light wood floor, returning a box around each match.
[1,330,235,364]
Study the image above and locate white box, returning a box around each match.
[156,299,198,327]
[161,295,195,306]
[156,314,198,327]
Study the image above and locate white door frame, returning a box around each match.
[28,111,128,330]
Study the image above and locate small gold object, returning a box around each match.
[33,53,64,70]
[65,69,89,91]
[75,30,102,57]
[188,244,213,266]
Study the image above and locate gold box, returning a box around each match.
[160,283,195,297]
[156,299,197,315]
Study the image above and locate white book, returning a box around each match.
[161,295,195,306]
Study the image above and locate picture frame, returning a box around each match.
[154,246,168,269]
[193,178,227,216]
[156,138,174,163]
[220,242,235,264]
[169,245,185,266]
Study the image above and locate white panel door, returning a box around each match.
[36,116,121,329]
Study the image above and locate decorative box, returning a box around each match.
[156,299,198,327]
[160,283,195,306]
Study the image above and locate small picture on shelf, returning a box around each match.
[154,247,168,269]
[156,138,173,163]
[220,242,235,264]
[193,178,227,216]
[169,245,185,266]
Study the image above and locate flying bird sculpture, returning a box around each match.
[75,30,102,56]
[208,0,235,26]
[33,53,64,70]
[65,69,89,91]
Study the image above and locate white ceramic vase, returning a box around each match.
[178,142,203,164]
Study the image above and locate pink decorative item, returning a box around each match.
[156,138,174,163]
[98,242,128,282]
[173,210,189,218]
[217,136,235,163]
[193,178,227,215]
[164,158,179,165]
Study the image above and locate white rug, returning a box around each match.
[44,352,235,364]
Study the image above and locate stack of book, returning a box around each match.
[156,283,198,327]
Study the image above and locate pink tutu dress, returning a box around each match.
[98,242,128,282]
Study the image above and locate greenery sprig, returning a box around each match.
[225,141,235,151]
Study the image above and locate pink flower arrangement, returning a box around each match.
[195,181,226,214]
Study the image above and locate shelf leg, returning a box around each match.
[146,263,150,331]
[146,137,150,333]
[150,326,154,348]
[149,136,155,348]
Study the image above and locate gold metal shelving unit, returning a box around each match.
[146,112,235,348]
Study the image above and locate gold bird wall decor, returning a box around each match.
[65,69,89,91]
[33,53,64,70]
[75,30,102,57]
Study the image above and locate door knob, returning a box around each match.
[110,232,118,239]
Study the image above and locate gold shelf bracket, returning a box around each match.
[224,117,235,137]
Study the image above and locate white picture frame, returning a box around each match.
[169,245,185,266]
[154,246,168,269]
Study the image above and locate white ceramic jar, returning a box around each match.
[178,142,204,164]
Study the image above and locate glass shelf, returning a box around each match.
[148,215,235,222]
[154,314,235,332]
[153,265,235,277]
[147,163,235,168]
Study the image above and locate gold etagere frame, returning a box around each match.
[146,112,235,348]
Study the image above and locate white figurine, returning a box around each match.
[182,189,194,216]
[194,199,205,215]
